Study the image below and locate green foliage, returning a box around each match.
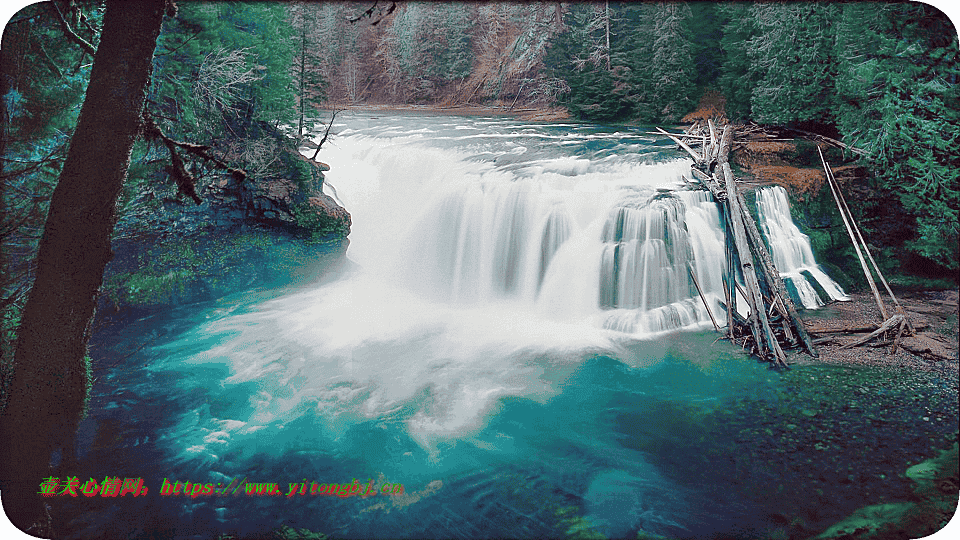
[716,3,756,121]
[551,506,606,539]
[747,3,840,127]
[687,2,724,89]
[545,2,698,124]
[833,2,960,272]
[1,3,104,415]
[378,2,474,100]
[271,525,330,540]
[640,3,697,123]
[0,302,20,414]
[150,2,296,139]
[544,4,635,123]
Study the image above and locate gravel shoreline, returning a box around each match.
[793,288,958,374]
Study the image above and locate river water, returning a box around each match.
[75,113,956,539]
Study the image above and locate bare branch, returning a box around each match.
[51,1,96,57]
[141,114,247,205]
[310,109,342,161]
[348,1,396,25]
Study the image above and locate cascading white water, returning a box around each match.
[133,115,870,539]
[155,116,847,463]
[756,185,849,308]
[337,126,730,336]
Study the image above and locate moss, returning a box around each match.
[291,201,346,242]
[79,355,93,421]
[553,506,607,539]
[0,301,21,414]
[101,227,345,310]
[813,444,960,540]
[813,503,914,539]
[124,270,194,305]
[271,525,330,540]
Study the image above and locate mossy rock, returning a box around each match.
[813,502,913,540]
[812,443,960,540]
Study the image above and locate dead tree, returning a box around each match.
[658,123,819,368]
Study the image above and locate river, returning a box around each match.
[74,113,956,540]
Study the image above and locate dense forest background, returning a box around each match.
[306,1,958,280]
[2,0,958,370]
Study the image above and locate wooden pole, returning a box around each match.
[825,160,913,333]
[818,147,889,321]
[689,264,721,332]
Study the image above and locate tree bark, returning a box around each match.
[0,0,166,533]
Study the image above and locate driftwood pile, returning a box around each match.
[656,121,815,368]
[656,121,915,366]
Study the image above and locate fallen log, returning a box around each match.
[735,190,817,357]
[656,121,824,367]
[805,324,879,335]
[718,127,788,368]
[840,314,904,349]
[657,126,703,164]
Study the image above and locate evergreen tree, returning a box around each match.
[544,3,633,122]
[717,2,757,121]
[648,2,696,122]
[149,2,295,140]
[687,2,724,90]
[290,2,327,137]
[747,2,840,128]
[1,1,166,531]
[834,2,959,271]
[377,2,474,101]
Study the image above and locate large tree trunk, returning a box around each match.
[0,0,166,534]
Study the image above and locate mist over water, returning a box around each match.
[108,114,881,539]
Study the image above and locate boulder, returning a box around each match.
[308,193,352,236]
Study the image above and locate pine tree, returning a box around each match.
[290,2,327,137]
[834,2,959,271]
[747,2,840,128]
[648,2,696,122]
[1,1,166,532]
[717,3,757,121]
[544,3,633,122]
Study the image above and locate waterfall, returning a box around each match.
[756,185,849,308]
[317,117,843,339]
[127,115,920,540]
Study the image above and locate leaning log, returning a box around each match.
[819,147,889,321]
[840,314,905,349]
[735,190,818,357]
[717,127,789,368]
[821,153,914,334]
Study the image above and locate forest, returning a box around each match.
[0,1,958,538]
[301,1,959,277]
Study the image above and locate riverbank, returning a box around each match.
[790,289,958,539]
[796,288,958,371]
